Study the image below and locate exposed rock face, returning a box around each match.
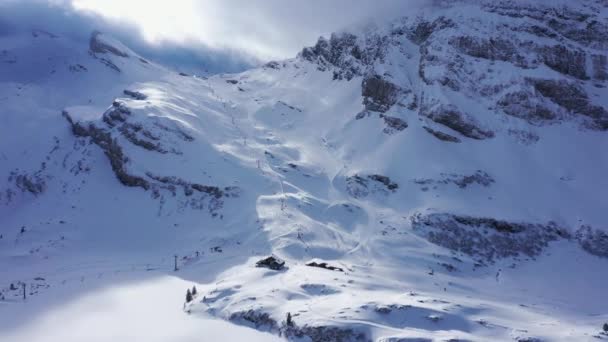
[381,115,408,134]
[346,174,398,198]
[229,310,278,331]
[411,213,570,262]
[89,31,128,58]
[407,17,455,45]
[414,171,494,190]
[362,75,402,113]
[62,98,237,213]
[284,324,370,342]
[305,261,344,272]
[592,54,608,81]
[576,226,608,258]
[539,45,588,80]
[422,105,494,140]
[299,32,388,80]
[63,110,150,190]
[423,127,461,143]
[123,90,148,100]
[11,172,46,195]
[530,79,608,130]
[450,36,523,65]
[498,90,558,124]
[297,1,607,137]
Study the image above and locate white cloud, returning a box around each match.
[71,0,417,60]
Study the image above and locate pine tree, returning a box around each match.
[603,322,608,333]
[286,312,293,327]
[186,289,193,303]
[192,286,197,296]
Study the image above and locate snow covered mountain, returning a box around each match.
[1,1,607,341]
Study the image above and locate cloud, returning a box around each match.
[0,0,256,74]
[0,0,438,73]
[70,0,424,60]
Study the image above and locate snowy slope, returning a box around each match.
[1,1,608,341]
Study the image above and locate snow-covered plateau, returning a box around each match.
[1,1,607,341]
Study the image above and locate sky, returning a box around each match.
[0,0,421,73]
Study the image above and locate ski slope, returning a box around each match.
[1,1,608,341]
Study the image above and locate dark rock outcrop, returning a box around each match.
[305,261,344,272]
[123,90,148,100]
[407,17,455,45]
[423,126,461,143]
[62,104,236,214]
[362,75,402,113]
[89,31,129,57]
[450,36,524,65]
[63,110,150,190]
[576,225,608,258]
[415,171,494,190]
[592,54,608,81]
[539,45,588,80]
[346,174,398,198]
[10,172,46,195]
[230,310,278,331]
[422,105,494,140]
[299,32,388,80]
[381,115,408,133]
[498,90,557,124]
[530,79,608,130]
[411,213,570,262]
[284,324,370,342]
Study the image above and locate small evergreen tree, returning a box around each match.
[603,322,608,333]
[186,289,193,303]
[192,286,197,296]
[286,312,293,327]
